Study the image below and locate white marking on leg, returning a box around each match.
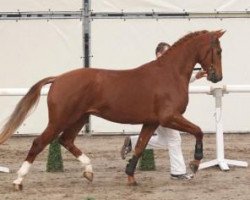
[85,164,93,173]
[13,161,32,185]
[78,154,90,165]
[77,154,93,173]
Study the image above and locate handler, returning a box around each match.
[121,42,207,180]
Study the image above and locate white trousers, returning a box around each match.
[130,126,186,175]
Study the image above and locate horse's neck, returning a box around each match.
[160,41,199,84]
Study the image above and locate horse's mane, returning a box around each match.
[161,30,209,57]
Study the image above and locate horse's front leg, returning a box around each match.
[160,113,203,173]
[125,124,158,186]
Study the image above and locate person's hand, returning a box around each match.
[195,71,207,79]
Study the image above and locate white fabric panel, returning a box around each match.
[0,20,82,134]
[92,0,250,12]
[91,18,250,133]
[0,0,81,12]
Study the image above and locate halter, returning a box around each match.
[200,34,217,72]
[210,35,217,72]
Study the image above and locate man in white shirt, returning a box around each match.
[121,42,206,180]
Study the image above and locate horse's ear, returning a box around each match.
[214,30,226,38]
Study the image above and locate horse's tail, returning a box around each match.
[0,76,56,144]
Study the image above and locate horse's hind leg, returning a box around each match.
[13,125,60,190]
[58,117,93,182]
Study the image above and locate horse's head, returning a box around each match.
[198,30,225,83]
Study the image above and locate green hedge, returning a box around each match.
[139,149,156,171]
[46,138,64,172]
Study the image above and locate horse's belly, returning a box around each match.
[90,107,157,125]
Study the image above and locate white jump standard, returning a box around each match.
[192,86,249,171]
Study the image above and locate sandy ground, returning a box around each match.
[0,133,249,200]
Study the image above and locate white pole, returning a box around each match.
[189,86,211,94]
[0,88,49,96]
[0,165,10,173]
[214,88,229,170]
[0,86,211,96]
[224,85,250,93]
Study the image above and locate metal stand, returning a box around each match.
[83,0,92,133]
[0,165,10,173]
[199,88,248,171]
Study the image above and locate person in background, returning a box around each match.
[121,42,207,180]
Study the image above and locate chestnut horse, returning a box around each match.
[0,30,225,190]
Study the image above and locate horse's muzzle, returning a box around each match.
[208,71,222,83]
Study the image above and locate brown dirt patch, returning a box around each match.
[0,133,249,200]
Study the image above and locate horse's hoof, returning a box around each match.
[189,160,200,173]
[127,181,138,186]
[127,175,137,186]
[13,183,23,191]
[83,171,94,182]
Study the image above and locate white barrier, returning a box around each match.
[0,85,249,171]
[0,88,49,96]
[0,165,10,173]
